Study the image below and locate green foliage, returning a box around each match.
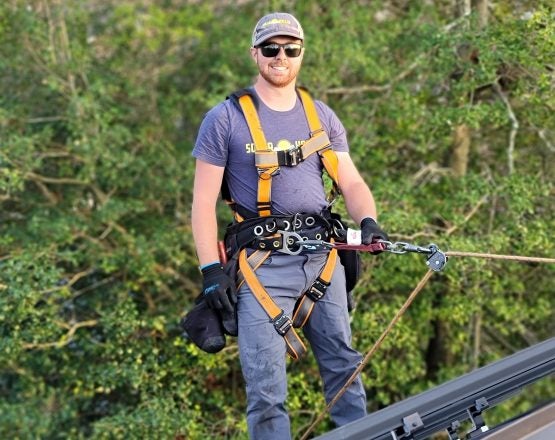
[1,1,553,439]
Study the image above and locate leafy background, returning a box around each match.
[1,0,553,438]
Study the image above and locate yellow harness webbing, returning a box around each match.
[234,88,342,359]
[237,95,276,217]
[298,88,340,195]
[239,249,307,359]
[292,247,338,328]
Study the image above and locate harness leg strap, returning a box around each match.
[292,247,338,328]
[238,249,307,360]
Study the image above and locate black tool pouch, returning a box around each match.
[180,252,240,353]
[180,295,226,353]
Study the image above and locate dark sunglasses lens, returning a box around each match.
[261,45,280,57]
[260,44,302,58]
[284,45,302,57]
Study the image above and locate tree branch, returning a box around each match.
[25,172,109,205]
[537,128,554,152]
[25,171,87,186]
[493,80,519,174]
[326,58,422,96]
[39,268,96,295]
[445,194,489,236]
[22,319,98,349]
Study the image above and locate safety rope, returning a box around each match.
[299,269,435,440]
[445,251,555,264]
[299,248,555,440]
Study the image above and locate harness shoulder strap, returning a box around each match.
[297,87,321,134]
[297,87,340,199]
[237,93,276,217]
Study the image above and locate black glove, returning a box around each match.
[360,217,389,245]
[201,263,237,313]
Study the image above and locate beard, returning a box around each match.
[258,62,300,88]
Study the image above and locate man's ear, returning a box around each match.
[249,47,257,62]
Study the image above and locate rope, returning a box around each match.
[445,251,555,264]
[299,269,435,440]
[298,248,554,439]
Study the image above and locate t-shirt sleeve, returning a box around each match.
[192,102,230,167]
[316,101,349,153]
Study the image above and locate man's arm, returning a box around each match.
[336,151,388,246]
[336,152,378,223]
[191,159,225,266]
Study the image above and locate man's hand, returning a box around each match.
[201,263,237,312]
[360,217,389,245]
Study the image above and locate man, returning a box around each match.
[191,12,388,439]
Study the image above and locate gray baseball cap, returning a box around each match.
[252,12,304,47]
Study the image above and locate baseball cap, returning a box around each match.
[252,12,304,47]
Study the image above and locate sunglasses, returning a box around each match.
[257,43,303,58]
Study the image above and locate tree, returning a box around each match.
[1,1,553,438]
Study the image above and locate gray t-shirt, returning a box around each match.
[192,89,349,215]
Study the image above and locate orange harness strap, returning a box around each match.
[239,249,307,359]
[292,246,338,328]
[237,95,276,217]
[298,87,340,188]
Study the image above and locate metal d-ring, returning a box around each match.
[277,230,304,255]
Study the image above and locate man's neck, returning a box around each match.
[253,79,297,111]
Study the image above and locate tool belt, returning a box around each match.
[225,211,337,256]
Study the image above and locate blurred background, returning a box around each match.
[1,1,553,438]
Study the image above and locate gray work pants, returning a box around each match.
[237,251,366,440]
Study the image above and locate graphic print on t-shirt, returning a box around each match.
[245,138,305,154]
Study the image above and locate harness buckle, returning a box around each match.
[272,311,293,336]
[306,278,329,301]
[284,147,303,166]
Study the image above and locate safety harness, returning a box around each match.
[225,87,342,359]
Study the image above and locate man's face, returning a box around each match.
[251,36,304,88]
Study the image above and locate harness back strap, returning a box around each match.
[239,249,307,359]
